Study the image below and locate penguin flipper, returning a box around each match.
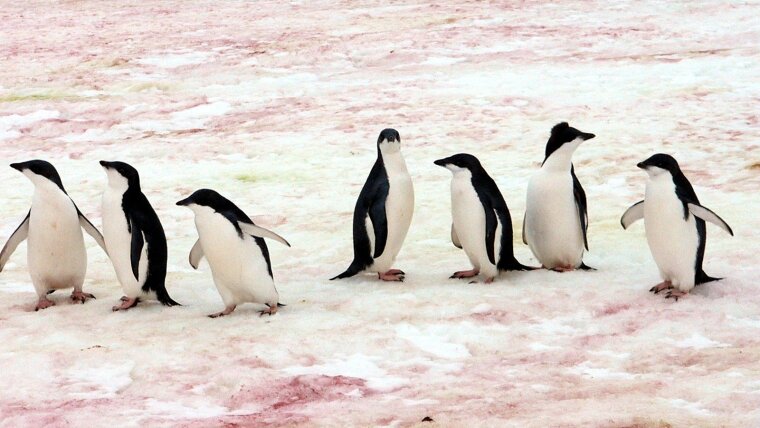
[687,203,734,236]
[696,270,721,285]
[484,206,498,265]
[521,212,527,245]
[368,199,388,258]
[239,222,291,247]
[189,239,204,269]
[571,166,589,251]
[620,200,645,229]
[0,211,30,272]
[155,287,180,307]
[451,223,462,249]
[129,219,145,281]
[77,209,108,255]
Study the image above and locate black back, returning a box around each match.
[639,153,716,284]
[178,189,274,278]
[435,154,531,271]
[331,130,400,280]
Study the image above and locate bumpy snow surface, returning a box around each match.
[1,1,759,426]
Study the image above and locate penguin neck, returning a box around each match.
[541,143,579,172]
[379,148,409,176]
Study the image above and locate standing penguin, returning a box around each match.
[177,189,290,318]
[100,161,179,311]
[435,154,532,283]
[621,154,733,300]
[523,122,595,271]
[331,128,414,282]
[0,160,107,310]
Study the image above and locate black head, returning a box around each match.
[637,153,681,174]
[434,153,483,172]
[100,160,140,188]
[544,122,595,160]
[177,188,231,210]
[10,160,65,190]
[377,128,400,145]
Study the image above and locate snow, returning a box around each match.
[1,0,760,426]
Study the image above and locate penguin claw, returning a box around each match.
[378,271,404,282]
[209,306,236,318]
[450,269,480,279]
[70,291,95,304]
[35,298,55,311]
[650,281,673,294]
[112,297,139,311]
[665,290,688,301]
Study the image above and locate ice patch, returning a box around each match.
[282,354,408,391]
[569,361,636,380]
[65,362,134,398]
[423,57,466,66]
[668,398,712,416]
[117,101,231,133]
[0,110,60,141]
[58,128,116,143]
[529,342,561,351]
[137,51,211,68]
[396,324,471,359]
[471,303,492,314]
[672,333,729,349]
[529,318,579,335]
[144,398,232,419]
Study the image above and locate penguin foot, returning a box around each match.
[70,291,95,304]
[208,305,236,318]
[650,281,673,294]
[378,271,404,282]
[665,290,688,301]
[35,297,55,311]
[112,297,139,311]
[386,269,405,275]
[450,269,479,279]
[551,265,575,272]
[259,304,279,317]
[484,277,495,284]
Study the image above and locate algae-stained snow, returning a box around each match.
[1,1,759,426]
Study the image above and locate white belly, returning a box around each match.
[524,170,584,268]
[451,176,497,277]
[27,190,86,295]
[195,212,278,307]
[369,152,414,273]
[102,190,148,298]
[644,179,699,291]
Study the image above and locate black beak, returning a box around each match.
[581,132,595,141]
[99,160,110,168]
[636,162,646,169]
[176,197,191,206]
[10,163,23,171]
[433,159,447,167]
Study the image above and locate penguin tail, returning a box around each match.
[578,262,596,271]
[330,261,364,280]
[696,270,721,285]
[498,258,537,271]
[156,289,181,307]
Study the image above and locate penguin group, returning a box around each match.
[0,123,734,316]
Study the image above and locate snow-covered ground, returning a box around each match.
[1,1,759,426]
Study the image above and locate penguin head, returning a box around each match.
[637,153,680,178]
[177,188,231,215]
[377,128,401,154]
[543,122,595,163]
[100,160,140,190]
[10,160,65,191]
[434,153,482,175]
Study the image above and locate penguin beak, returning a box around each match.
[99,160,111,169]
[433,158,447,167]
[636,162,646,169]
[176,197,191,206]
[580,132,595,141]
[10,163,23,171]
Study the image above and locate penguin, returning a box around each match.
[434,154,533,283]
[523,122,595,271]
[620,153,733,300]
[176,189,290,318]
[100,161,179,311]
[0,160,107,310]
[331,128,414,282]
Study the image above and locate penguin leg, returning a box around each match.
[70,290,95,304]
[649,281,673,294]
[386,269,405,275]
[35,296,55,311]
[112,297,139,311]
[450,269,479,279]
[208,305,236,318]
[259,303,279,317]
[378,271,404,282]
[665,290,688,301]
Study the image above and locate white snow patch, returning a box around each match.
[0,110,60,141]
[65,362,134,398]
[137,51,211,68]
[144,398,232,419]
[672,333,729,349]
[402,398,439,406]
[471,303,492,314]
[395,324,471,359]
[58,128,117,143]
[668,398,712,416]
[117,101,231,133]
[569,361,636,380]
[423,56,466,66]
[282,354,408,391]
[529,342,562,351]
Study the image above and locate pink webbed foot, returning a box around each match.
[35,297,55,311]
[259,304,279,317]
[649,281,673,294]
[484,277,495,284]
[665,290,688,301]
[551,265,575,272]
[378,270,404,282]
[208,305,236,318]
[112,297,139,311]
[450,269,479,279]
[71,291,95,304]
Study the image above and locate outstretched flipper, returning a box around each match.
[620,200,645,229]
[238,222,291,247]
[77,209,108,254]
[189,239,204,269]
[687,203,734,236]
[0,212,30,272]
